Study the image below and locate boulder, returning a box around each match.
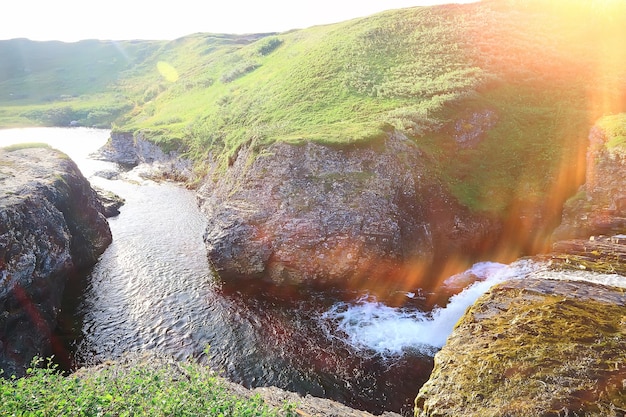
[0,146,112,376]
[198,133,499,292]
[415,278,626,417]
[93,187,125,218]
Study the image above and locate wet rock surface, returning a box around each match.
[197,133,499,291]
[93,187,125,218]
[415,277,626,417]
[0,146,111,376]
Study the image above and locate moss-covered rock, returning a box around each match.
[415,278,626,417]
[550,237,626,276]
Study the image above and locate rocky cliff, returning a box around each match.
[197,133,500,292]
[0,146,111,377]
[415,115,626,416]
[553,114,626,240]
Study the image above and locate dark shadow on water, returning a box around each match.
[217,282,436,415]
[53,265,94,373]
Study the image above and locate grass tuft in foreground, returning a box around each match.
[0,356,297,417]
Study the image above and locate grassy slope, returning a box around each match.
[1,0,625,215]
[597,113,626,154]
[0,38,163,127]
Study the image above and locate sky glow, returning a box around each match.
[1,0,478,42]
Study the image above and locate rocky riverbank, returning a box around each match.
[0,145,112,377]
[98,130,501,293]
[93,116,626,416]
[93,131,194,182]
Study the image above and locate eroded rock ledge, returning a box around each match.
[0,146,112,376]
[416,278,626,417]
[198,133,499,291]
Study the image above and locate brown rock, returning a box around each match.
[554,118,626,241]
[198,133,499,292]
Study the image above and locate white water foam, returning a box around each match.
[321,260,540,356]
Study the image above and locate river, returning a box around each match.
[0,127,550,415]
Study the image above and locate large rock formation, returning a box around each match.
[415,277,626,417]
[553,114,626,240]
[197,133,499,291]
[0,146,112,377]
[550,114,626,275]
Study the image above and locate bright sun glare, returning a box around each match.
[1,0,479,42]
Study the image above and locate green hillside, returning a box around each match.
[0,38,162,127]
[1,0,625,217]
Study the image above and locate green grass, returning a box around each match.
[0,357,297,417]
[1,142,51,152]
[0,38,162,128]
[596,113,626,154]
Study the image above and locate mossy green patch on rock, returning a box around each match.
[597,113,626,155]
[415,278,626,417]
[550,238,626,276]
[1,142,50,152]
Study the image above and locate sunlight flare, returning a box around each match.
[157,61,179,82]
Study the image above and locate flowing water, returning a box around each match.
[5,127,613,415]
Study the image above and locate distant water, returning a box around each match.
[0,127,112,176]
[4,127,597,415]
